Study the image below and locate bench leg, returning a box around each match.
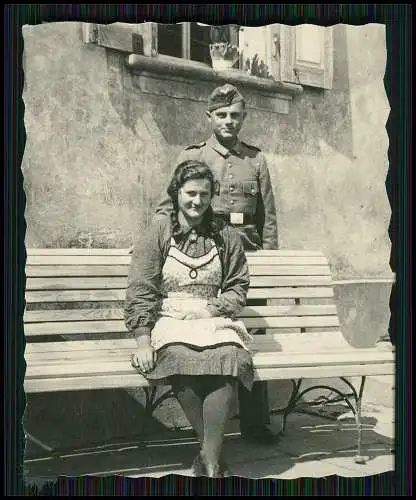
[340,376,368,464]
[280,379,368,464]
[281,379,303,435]
[270,376,369,464]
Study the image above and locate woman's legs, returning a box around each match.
[171,377,205,444]
[200,377,235,475]
[171,375,236,476]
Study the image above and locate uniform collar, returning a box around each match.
[207,135,243,158]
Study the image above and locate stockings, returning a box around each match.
[172,375,235,475]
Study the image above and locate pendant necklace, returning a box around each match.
[189,229,198,277]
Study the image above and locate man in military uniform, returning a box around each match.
[154,84,279,444]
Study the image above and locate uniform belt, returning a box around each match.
[215,213,256,225]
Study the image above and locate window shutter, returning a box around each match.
[228,24,240,48]
[238,25,280,80]
[95,22,158,56]
[280,24,333,90]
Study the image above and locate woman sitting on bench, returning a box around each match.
[124,160,254,478]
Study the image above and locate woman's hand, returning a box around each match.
[183,308,214,320]
[131,336,157,373]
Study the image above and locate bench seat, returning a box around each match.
[23,248,395,464]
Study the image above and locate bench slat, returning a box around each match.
[25,287,335,304]
[24,358,396,393]
[25,264,331,278]
[26,333,352,364]
[26,339,136,353]
[24,350,395,379]
[26,254,327,267]
[24,331,350,356]
[27,256,132,266]
[27,350,135,364]
[26,249,326,257]
[253,331,352,352]
[25,309,125,323]
[25,290,126,303]
[24,314,340,337]
[254,363,395,382]
[25,275,333,291]
[24,305,338,323]
[25,266,130,277]
[26,277,127,290]
[27,249,132,256]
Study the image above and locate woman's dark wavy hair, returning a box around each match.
[166,160,225,240]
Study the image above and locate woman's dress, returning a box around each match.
[142,230,254,391]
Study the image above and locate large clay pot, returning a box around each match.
[209,43,238,71]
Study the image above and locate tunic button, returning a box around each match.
[228,173,233,179]
[229,186,234,192]
[230,200,235,205]
[228,162,232,168]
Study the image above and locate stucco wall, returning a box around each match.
[22,22,391,280]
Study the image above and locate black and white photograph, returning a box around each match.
[22,20,395,481]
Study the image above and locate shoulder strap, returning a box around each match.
[241,141,261,152]
[184,141,206,151]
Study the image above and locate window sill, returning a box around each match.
[126,54,303,114]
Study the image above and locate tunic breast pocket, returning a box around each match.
[243,181,259,198]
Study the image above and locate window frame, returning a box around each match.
[82,21,337,101]
[82,21,305,115]
[84,22,333,91]
[88,22,237,67]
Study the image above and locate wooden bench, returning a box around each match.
[24,248,395,464]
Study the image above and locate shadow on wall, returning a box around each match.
[105,48,176,228]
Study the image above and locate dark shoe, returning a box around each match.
[193,451,227,478]
[209,463,225,478]
[241,425,282,445]
[217,459,229,477]
[191,452,207,477]
[206,460,228,478]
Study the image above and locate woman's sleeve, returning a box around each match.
[207,227,250,318]
[124,220,165,338]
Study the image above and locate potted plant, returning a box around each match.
[209,25,239,71]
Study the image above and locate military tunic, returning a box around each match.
[155,135,278,251]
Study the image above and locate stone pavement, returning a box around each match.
[24,403,394,485]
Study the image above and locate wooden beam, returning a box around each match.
[181,22,191,60]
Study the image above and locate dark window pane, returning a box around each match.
[158,24,182,58]
[190,23,211,65]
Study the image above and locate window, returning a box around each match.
[88,22,236,68]
[84,22,333,90]
[157,22,212,65]
[239,24,334,89]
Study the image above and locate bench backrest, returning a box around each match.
[24,249,340,342]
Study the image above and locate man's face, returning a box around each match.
[206,101,246,143]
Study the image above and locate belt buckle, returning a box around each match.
[230,212,244,225]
